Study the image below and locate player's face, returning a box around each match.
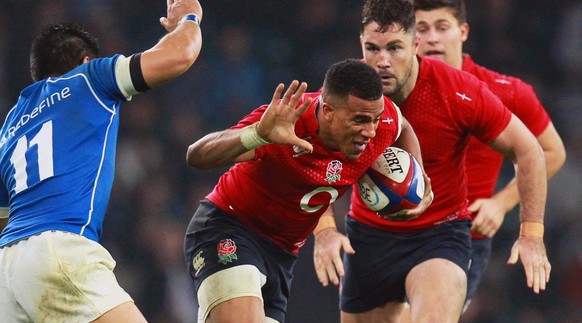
[415,8,468,69]
[360,22,418,98]
[325,95,384,161]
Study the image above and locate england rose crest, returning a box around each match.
[217,239,238,265]
[326,160,343,183]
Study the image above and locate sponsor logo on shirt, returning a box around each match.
[2,87,72,146]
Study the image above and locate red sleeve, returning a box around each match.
[509,79,551,137]
[466,81,513,144]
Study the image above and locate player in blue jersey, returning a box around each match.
[0,0,203,321]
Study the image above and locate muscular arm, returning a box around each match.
[488,114,551,293]
[140,0,203,88]
[187,81,313,169]
[488,122,566,214]
[488,115,547,223]
[186,129,256,169]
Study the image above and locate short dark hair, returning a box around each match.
[30,23,100,82]
[413,0,466,24]
[322,58,383,104]
[361,0,416,34]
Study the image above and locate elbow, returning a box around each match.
[175,41,202,74]
[186,145,202,169]
[186,144,213,170]
[548,144,567,177]
[556,144,567,170]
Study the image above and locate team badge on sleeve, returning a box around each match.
[326,160,343,183]
[217,239,238,265]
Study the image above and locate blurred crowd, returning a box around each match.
[0,1,581,322]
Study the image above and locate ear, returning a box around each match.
[460,22,469,43]
[81,56,90,64]
[321,101,335,121]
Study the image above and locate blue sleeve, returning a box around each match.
[69,55,127,103]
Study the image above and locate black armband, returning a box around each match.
[129,52,151,92]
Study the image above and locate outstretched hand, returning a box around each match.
[160,0,203,32]
[507,236,551,294]
[256,80,314,152]
[313,228,355,287]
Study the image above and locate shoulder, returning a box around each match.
[462,55,541,109]
[56,54,130,102]
[418,56,488,103]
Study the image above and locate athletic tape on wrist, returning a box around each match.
[240,123,270,150]
[313,216,337,236]
[519,222,544,238]
[179,13,200,26]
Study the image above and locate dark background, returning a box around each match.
[1,1,581,322]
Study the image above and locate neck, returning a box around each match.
[390,55,420,105]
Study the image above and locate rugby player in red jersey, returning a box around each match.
[184,59,432,323]
[414,0,566,314]
[312,1,551,322]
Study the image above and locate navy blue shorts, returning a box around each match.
[466,237,493,301]
[340,216,472,313]
[184,199,298,323]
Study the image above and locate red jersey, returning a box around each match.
[462,55,551,239]
[207,93,402,253]
[350,56,512,232]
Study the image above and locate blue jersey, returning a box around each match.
[0,55,134,246]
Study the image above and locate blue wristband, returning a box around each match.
[179,13,200,26]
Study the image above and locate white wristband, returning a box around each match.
[240,123,270,150]
[179,13,200,26]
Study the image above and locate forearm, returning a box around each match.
[515,144,547,224]
[141,15,202,87]
[314,207,337,236]
[493,122,566,218]
[186,128,253,169]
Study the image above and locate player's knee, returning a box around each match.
[198,265,266,322]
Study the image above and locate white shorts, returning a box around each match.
[0,231,133,322]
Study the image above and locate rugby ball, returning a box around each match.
[357,146,425,216]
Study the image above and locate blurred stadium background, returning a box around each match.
[0,1,580,322]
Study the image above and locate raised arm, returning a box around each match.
[140,0,204,88]
[187,81,314,169]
